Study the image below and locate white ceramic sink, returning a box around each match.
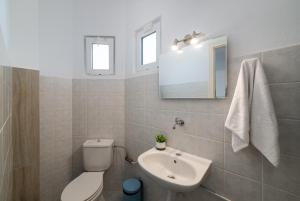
[138,147,212,192]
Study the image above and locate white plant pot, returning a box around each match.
[156,142,166,150]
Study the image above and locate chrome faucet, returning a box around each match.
[172,117,184,129]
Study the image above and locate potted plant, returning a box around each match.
[155,134,167,150]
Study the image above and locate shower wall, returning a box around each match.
[0,66,13,201]
[124,44,300,201]
[0,67,39,201]
[12,68,39,201]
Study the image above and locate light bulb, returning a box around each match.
[190,37,199,45]
[171,44,178,51]
[195,43,203,48]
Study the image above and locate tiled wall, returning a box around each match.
[1,67,40,201]
[0,67,13,201]
[72,79,125,199]
[124,44,300,201]
[38,44,300,201]
[40,76,73,201]
[12,68,40,201]
[40,78,125,201]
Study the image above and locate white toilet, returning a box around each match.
[61,139,114,201]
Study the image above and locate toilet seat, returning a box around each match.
[61,172,104,201]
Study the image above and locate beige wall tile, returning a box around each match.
[124,44,300,201]
[263,155,300,196]
[224,143,262,181]
[72,78,126,194]
[12,68,39,201]
[40,76,72,201]
[224,172,261,201]
[0,66,13,201]
[263,185,300,201]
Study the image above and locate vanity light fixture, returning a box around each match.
[190,31,200,44]
[171,31,205,52]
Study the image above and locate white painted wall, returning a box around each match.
[0,0,10,65]
[38,0,73,78]
[0,31,10,66]
[0,0,74,78]
[2,0,300,79]
[72,0,127,79]
[125,0,300,77]
[0,0,39,69]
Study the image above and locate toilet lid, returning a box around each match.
[61,172,103,201]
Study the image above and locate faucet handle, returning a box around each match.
[173,117,185,129]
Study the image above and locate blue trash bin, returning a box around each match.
[123,178,142,201]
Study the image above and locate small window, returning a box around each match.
[85,36,115,75]
[136,18,161,71]
[142,32,157,65]
[92,44,109,70]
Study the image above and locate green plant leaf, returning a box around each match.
[155,134,167,143]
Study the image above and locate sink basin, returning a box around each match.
[138,147,212,192]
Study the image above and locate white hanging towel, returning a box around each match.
[225,58,280,166]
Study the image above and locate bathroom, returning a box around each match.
[0,0,300,201]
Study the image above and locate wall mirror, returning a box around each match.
[159,36,227,99]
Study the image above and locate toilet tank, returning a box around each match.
[83,139,114,172]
